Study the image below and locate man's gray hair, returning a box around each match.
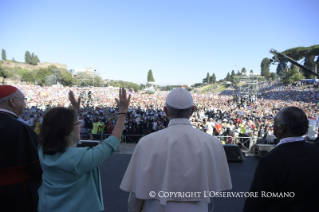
[165,104,193,119]
[0,95,11,105]
[277,107,309,136]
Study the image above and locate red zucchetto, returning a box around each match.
[0,85,18,98]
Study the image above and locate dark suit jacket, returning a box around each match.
[243,141,319,212]
[0,112,42,211]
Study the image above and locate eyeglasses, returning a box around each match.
[74,120,82,126]
[12,96,27,102]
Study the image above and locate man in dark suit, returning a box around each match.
[0,85,43,212]
[243,106,319,212]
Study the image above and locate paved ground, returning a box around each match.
[100,154,259,212]
[115,142,137,154]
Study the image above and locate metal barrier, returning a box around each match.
[214,135,263,152]
[85,132,264,154]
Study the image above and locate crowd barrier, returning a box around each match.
[82,132,265,154]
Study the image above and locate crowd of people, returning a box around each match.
[2,83,319,212]
[15,81,319,147]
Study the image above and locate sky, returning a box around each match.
[1,0,318,86]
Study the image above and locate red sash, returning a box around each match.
[0,167,31,185]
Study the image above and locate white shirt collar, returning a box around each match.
[0,108,18,118]
[168,118,192,127]
[276,136,305,146]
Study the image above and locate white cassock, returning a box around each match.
[120,118,232,212]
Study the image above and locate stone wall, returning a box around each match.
[0,60,67,70]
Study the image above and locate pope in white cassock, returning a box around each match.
[120,88,232,212]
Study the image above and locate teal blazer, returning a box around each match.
[38,136,119,212]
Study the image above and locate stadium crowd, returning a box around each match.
[15,81,319,147]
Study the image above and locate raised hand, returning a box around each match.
[115,88,131,113]
[69,90,81,112]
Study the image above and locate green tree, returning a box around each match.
[206,72,210,84]
[147,69,155,82]
[0,65,14,84]
[25,51,31,64]
[107,80,140,91]
[302,55,315,78]
[21,70,35,83]
[250,70,253,75]
[128,83,140,92]
[212,73,216,84]
[59,69,74,86]
[225,72,231,81]
[231,70,235,82]
[1,49,6,60]
[35,55,40,63]
[280,45,319,61]
[202,77,207,83]
[237,70,240,75]
[34,67,52,86]
[269,72,277,81]
[282,65,304,84]
[260,58,270,78]
[140,84,146,89]
[31,53,37,65]
[93,75,103,87]
[276,61,287,77]
[11,74,21,84]
[241,67,247,75]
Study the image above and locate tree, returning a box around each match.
[269,72,277,81]
[276,61,287,77]
[230,70,235,84]
[250,70,253,75]
[34,67,52,86]
[59,69,74,86]
[272,45,319,78]
[302,55,315,79]
[241,68,247,75]
[140,84,146,89]
[128,82,140,92]
[31,53,38,65]
[1,49,6,60]
[206,72,210,84]
[107,80,140,91]
[0,65,14,84]
[236,70,240,75]
[147,69,155,82]
[11,74,22,84]
[260,58,270,78]
[280,45,319,61]
[25,51,31,64]
[225,72,231,81]
[35,55,40,63]
[282,65,304,84]
[231,70,235,79]
[212,73,216,84]
[21,70,35,83]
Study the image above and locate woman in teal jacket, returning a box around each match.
[38,88,130,212]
